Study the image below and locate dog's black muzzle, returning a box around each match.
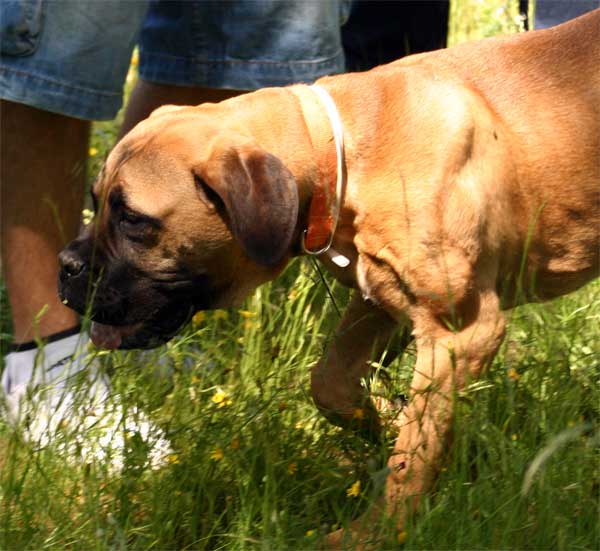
[58,239,212,349]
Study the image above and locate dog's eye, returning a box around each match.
[117,207,161,244]
[121,211,144,227]
[120,212,150,242]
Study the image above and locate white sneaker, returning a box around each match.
[1,328,171,470]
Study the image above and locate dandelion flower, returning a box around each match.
[192,311,206,326]
[305,529,315,537]
[212,390,232,408]
[168,454,180,465]
[213,310,229,320]
[88,147,98,157]
[346,480,361,498]
[210,447,224,461]
[507,367,520,381]
[352,408,365,420]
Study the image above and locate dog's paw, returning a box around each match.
[322,507,389,551]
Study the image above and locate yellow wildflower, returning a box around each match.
[213,310,229,320]
[211,390,232,408]
[192,311,206,326]
[82,208,95,225]
[168,454,180,465]
[191,375,201,385]
[305,530,315,537]
[88,147,98,157]
[507,367,520,381]
[397,530,408,545]
[346,480,361,498]
[238,310,256,319]
[287,462,298,475]
[210,447,224,461]
[352,408,365,420]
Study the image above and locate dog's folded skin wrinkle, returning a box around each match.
[58,10,600,548]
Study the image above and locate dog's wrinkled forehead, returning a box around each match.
[95,137,194,221]
[93,142,136,208]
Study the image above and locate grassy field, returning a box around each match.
[1,1,599,549]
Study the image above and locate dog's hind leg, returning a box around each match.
[310,293,408,440]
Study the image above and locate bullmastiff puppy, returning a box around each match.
[59,10,599,546]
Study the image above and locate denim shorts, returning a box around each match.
[0,0,349,120]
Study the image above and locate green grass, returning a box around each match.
[1,269,598,549]
[1,2,599,549]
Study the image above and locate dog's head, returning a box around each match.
[58,105,299,349]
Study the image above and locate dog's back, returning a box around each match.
[338,10,600,302]
[416,10,600,300]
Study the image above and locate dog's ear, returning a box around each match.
[194,142,299,266]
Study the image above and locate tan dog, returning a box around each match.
[59,10,599,545]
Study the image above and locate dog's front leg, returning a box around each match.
[311,293,406,440]
[326,285,506,549]
[384,285,506,524]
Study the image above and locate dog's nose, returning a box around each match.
[58,249,86,279]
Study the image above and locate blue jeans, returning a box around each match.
[0,0,350,120]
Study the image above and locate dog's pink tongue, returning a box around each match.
[90,322,123,349]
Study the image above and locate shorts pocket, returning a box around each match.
[1,0,44,56]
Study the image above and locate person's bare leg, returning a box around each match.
[119,81,245,137]
[1,83,243,346]
[1,100,89,344]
